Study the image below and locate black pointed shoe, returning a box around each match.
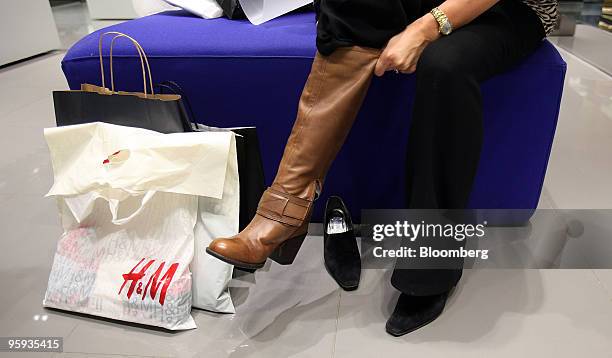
[385,291,449,337]
[323,196,361,291]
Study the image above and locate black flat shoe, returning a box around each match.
[385,292,449,337]
[323,196,361,291]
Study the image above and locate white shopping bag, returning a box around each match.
[192,126,239,314]
[49,190,198,330]
[43,122,238,329]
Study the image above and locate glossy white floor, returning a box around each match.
[1,5,612,358]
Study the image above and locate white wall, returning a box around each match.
[0,0,61,66]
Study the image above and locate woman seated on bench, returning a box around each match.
[207,0,558,337]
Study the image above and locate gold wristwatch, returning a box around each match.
[430,7,453,35]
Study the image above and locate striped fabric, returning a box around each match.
[522,0,559,35]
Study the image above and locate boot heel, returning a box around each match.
[269,234,307,265]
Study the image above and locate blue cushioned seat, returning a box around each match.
[62,11,566,222]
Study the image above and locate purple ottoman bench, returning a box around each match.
[61,11,566,222]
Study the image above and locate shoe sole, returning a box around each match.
[385,315,439,337]
[205,248,266,271]
[205,233,307,271]
[324,260,360,291]
[385,301,447,337]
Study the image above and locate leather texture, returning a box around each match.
[207,47,381,266]
[257,188,312,227]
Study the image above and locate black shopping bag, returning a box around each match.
[231,127,266,230]
[53,32,192,133]
[215,0,246,19]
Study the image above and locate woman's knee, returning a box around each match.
[416,40,470,79]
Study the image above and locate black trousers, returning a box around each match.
[316,0,546,295]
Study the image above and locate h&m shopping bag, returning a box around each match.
[49,190,197,330]
[43,122,239,329]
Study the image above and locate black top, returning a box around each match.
[314,0,554,56]
[315,0,431,55]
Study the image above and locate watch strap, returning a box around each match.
[430,7,453,35]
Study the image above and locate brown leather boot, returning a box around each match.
[206,47,380,270]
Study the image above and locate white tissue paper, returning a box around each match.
[239,0,312,25]
[162,0,224,19]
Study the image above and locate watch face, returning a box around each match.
[441,22,452,35]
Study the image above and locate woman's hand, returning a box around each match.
[374,16,440,76]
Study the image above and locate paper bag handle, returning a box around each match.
[98,32,155,96]
[109,191,156,226]
[109,33,154,95]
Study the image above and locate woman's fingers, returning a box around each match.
[375,45,421,76]
[373,21,434,77]
[375,50,404,76]
[403,64,417,74]
[374,53,392,77]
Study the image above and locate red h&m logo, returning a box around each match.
[118,258,179,306]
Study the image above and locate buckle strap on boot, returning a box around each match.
[257,188,313,227]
